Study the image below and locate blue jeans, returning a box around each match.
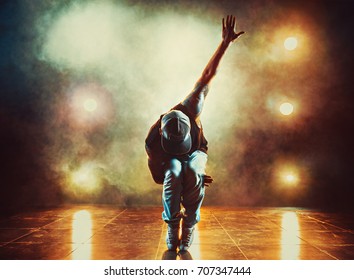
[162,150,208,228]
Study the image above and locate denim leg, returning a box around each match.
[162,158,183,225]
[181,150,208,227]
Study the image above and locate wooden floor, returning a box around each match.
[0,205,354,260]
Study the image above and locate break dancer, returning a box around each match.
[145,15,244,251]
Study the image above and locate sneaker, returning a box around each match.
[179,226,194,251]
[162,250,178,260]
[166,225,179,251]
[178,250,193,260]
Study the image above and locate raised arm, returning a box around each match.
[198,15,244,85]
[181,15,244,117]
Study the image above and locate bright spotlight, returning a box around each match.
[272,160,310,193]
[283,173,298,185]
[285,174,295,182]
[83,98,98,112]
[68,83,114,129]
[70,162,101,192]
[280,170,299,187]
[284,37,298,51]
[279,102,294,115]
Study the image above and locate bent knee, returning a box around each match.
[165,158,183,178]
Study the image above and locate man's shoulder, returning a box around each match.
[172,103,187,113]
[172,103,196,120]
[145,117,162,145]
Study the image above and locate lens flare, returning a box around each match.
[284,37,298,51]
[279,102,294,115]
[282,171,299,186]
[273,160,303,190]
[70,162,101,192]
[67,83,115,129]
[83,98,98,112]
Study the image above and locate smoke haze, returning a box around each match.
[1,0,353,213]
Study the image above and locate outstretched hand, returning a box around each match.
[202,174,214,187]
[222,15,244,44]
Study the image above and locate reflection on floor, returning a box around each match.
[0,205,354,260]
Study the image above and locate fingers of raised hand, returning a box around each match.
[222,15,244,42]
[225,15,235,29]
[203,174,214,187]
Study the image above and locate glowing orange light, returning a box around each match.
[280,170,299,187]
[284,37,298,51]
[279,102,294,115]
[285,174,296,183]
[273,161,301,189]
[272,158,312,195]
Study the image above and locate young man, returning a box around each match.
[145,15,244,251]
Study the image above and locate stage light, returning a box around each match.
[273,162,301,189]
[282,171,299,186]
[68,83,114,129]
[266,95,298,119]
[272,158,312,196]
[285,174,296,183]
[279,102,294,115]
[268,26,309,62]
[284,37,298,51]
[70,163,101,192]
[83,98,98,112]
